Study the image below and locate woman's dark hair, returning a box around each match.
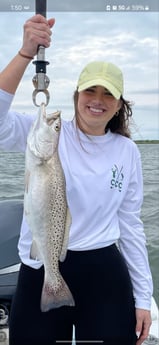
[73,90,133,138]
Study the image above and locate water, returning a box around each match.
[0,152,25,201]
[0,144,159,307]
[138,144,159,308]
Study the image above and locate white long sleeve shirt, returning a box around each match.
[0,89,153,310]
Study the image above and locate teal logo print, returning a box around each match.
[110,165,124,192]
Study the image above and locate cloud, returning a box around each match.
[130,89,159,95]
[0,11,158,139]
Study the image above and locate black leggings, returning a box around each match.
[9,245,137,345]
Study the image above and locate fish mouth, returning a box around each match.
[38,103,60,126]
[45,111,61,126]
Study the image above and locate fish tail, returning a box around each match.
[40,276,75,312]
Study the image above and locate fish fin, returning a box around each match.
[60,208,72,262]
[30,240,41,261]
[41,276,75,312]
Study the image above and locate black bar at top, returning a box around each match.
[35,0,46,17]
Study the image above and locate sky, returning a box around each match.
[0,4,158,140]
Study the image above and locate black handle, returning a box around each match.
[36,0,46,17]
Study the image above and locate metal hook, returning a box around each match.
[32,1,50,107]
[32,89,50,107]
[32,44,50,106]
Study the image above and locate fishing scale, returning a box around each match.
[32,0,50,107]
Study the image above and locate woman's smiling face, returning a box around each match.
[77,85,122,135]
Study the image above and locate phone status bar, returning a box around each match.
[105,4,150,11]
[0,0,158,12]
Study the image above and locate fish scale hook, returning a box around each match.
[32,0,50,107]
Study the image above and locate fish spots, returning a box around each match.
[24,104,74,311]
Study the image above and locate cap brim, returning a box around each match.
[78,79,121,100]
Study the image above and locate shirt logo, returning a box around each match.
[110,164,124,192]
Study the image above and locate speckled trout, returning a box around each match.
[24,103,74,311]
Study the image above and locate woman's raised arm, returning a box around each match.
[0,14,55,94]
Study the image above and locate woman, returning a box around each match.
[0,14,153,345]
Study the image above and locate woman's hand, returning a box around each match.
[0,15,55,94]
[135,308,152,345]
[20,14,55,58]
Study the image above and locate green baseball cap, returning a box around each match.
[77,61,123,99]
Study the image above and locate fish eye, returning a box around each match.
[55,124,60,132]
